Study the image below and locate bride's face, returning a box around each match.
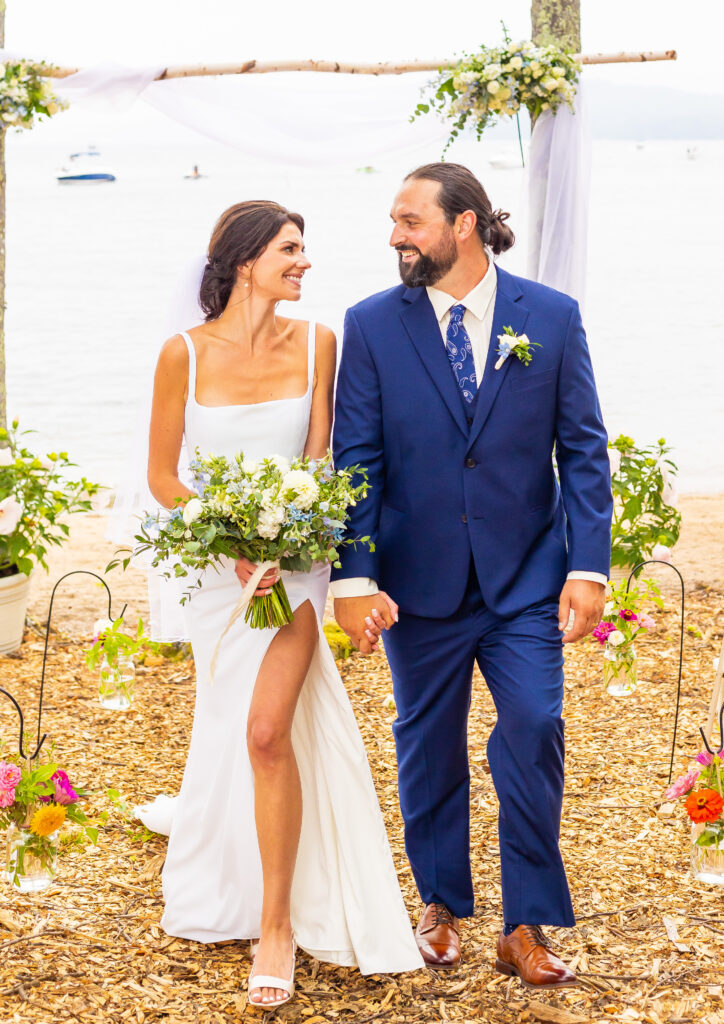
[246,223,311,302]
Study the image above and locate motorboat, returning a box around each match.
[57,150,116,184]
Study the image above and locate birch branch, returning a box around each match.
[39,50,677,80]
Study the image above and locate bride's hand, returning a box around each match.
[234,556,280,597]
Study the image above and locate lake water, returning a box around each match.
[5,133,723,492]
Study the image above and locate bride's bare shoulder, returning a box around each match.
[155,333,190,378]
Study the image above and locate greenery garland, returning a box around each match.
[414,39,581,152]
[0,59,67,130]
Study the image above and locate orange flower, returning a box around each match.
[685,787,724,824]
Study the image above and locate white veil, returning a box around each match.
[106,254,208,641]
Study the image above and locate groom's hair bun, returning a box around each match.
[200,201,305,321]
[405,163,515,256]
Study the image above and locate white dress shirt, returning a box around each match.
[330,260,606,598]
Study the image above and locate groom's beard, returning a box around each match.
[396,230,458,287]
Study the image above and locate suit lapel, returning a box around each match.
[467,269,529,452]
[399,288,468,438]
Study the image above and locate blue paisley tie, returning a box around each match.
[445,304,477,404]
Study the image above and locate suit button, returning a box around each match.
[466,416,473,426]
[465,457,476,468]
[461,514,468,524]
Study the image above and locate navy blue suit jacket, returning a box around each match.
[331,266,612,619]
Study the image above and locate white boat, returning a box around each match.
[57,150,116,185]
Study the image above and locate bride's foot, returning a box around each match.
[247,929,296,1008]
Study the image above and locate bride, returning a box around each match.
[144,200,423,1008]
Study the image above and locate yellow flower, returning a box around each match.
[30,803,66,837]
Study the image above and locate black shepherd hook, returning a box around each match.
[0,686,45,760]
[699,702,724,756]
[625,559,685,785]
[32,570,127,757]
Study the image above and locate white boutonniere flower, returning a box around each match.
[495,326,541,370]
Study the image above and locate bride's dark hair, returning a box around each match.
[199,200,305,321]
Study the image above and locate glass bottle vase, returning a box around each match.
[603,642,637,696]
[691,822,724,884]
[99,654,135,710]
[5,825,58,892]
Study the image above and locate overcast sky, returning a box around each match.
[7,0,723,95]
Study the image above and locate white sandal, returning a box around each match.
[247,938,296,1010]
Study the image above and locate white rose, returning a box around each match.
[0,496,23,535]
[282,470,320,511]
[0,448,13,466]
[93,617,114,636]
[270,455,290,474]
[608,448,621,475]
[182,498,204,525]
[241,459,258,475]
[607,629,626,647]
[603,601,614,616]
[652,544,672,563]
[509,55,523,70]
[487,80,500,94]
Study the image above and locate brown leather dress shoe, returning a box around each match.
[415,903,461,969]
[495,925,576,990]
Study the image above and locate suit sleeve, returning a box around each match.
[331,308,384,583]
[555,302,613,578]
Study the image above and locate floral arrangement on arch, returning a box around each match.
[0,60,67,130]
[413,37,581,151]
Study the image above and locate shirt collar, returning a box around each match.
[426,257,498,323]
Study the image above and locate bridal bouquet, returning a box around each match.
[131,451,371,629]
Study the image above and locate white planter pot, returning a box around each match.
[0,570,33,654]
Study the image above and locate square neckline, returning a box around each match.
[181,322,314,411]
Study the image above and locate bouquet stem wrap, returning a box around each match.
[209,559,287,682]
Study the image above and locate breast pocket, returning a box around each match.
[510,367,556,393]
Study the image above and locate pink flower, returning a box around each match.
[51,769,78,806]
[665,768,700,801]
[0,787,15,808]
[696,751,714,767]
[592,621,616,644]
[640,614,655,629]
[619,609,638,622]
[0,762,21,790]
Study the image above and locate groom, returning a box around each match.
[331,163,612,987]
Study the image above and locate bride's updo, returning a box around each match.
[199,200,305,321]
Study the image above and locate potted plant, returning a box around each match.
[608,434,681,569]
[0,751,99,892]
[592,576,662,696]
[86,616,157,710]
[0,420,99,653]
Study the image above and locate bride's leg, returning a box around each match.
[246,599,317,1005]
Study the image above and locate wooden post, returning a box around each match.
[0,0,6,433]
[532,0,581,51]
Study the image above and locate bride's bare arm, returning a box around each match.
[303,324,336,460]
[148,335,196,509]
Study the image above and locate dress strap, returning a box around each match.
[179,331,197,404]
[307,321,316,391]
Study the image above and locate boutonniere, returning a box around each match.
[495,326,541,370]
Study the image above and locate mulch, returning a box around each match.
[0,584,723,1024]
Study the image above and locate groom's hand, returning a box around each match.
[558,579,605,644]
[334,594,398,655]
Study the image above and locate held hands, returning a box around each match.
[334,593,399,655]
[558,579,606,644]
[234,556,280,597]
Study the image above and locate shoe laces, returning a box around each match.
[521,924,551,950]
[431,903,454,927]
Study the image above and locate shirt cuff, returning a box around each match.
[328,577,379,599]
[567,571,608,586]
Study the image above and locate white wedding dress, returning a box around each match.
[137,324,423,975]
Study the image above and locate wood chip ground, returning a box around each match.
[1,583,723,1024]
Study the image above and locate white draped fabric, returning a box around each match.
[526,84,590,306]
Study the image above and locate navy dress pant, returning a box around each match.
[383,569,575,926]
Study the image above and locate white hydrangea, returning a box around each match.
[282,470,320,511]
[258,505,286,540]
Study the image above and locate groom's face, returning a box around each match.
[389,179,458,288]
